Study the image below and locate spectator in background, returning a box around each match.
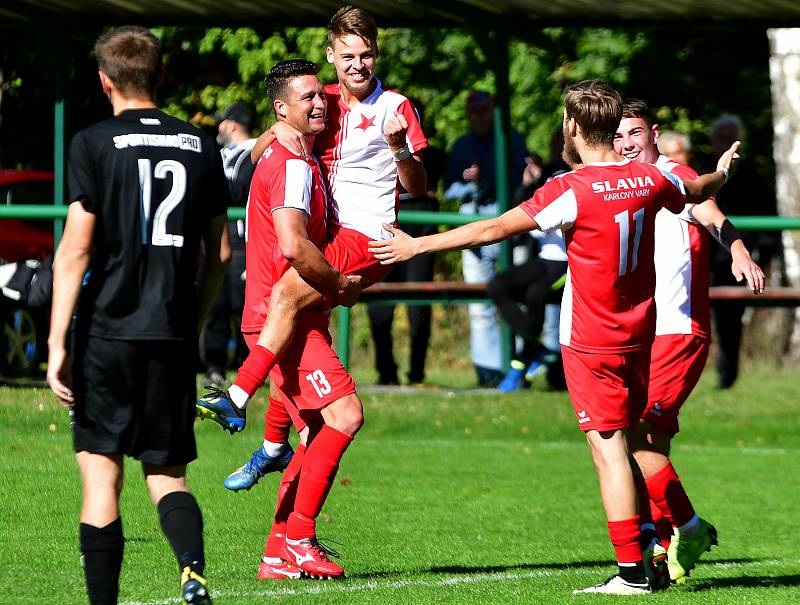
[367,101,445,385]
[700,114,781,388]
[444,90,528,387]
[202,102,257,387]
[658,130,692,166]
[489,154,572,393]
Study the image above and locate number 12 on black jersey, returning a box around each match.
[138,158,186,248]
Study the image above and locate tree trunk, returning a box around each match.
[768,28,800,360]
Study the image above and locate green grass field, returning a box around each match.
[1,363,799,604]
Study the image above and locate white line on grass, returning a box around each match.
[361,438,796,455]
[119,558,796,605]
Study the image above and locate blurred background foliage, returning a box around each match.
[1,25,774,180]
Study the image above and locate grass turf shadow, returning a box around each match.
[346,559,616,580]
[684,574,800,591]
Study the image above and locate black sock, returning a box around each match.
[157,491,205,575]
[79,518,124,605]
[618,561,647,584]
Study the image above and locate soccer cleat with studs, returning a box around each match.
[572,574,652,595]
[196,386,246,434]
[180,566,212,605]
[224,445,294,492]
[668,518,718,583]
[282,537,345,580]
[643,539,670,591]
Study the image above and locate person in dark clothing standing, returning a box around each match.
[701,115,780,388]
[202,102,257,386]
[367,113,445,385]
[443,90,529,386]
[46,26,230,605]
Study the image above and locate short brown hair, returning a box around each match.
[328,5,378,52]
[94,26,161,97]
[264,59,320,111]
[621,98,656,128]
[563,80,622,148]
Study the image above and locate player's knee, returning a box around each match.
[325,397,364,436]
[271,281,301,315]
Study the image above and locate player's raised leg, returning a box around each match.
[223,383,298,492]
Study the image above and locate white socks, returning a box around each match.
[227,384,250,409]
[262,439,286,457]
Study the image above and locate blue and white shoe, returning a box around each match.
[498,361,528,392]
[223,445,294,492]
[196,386,246,434]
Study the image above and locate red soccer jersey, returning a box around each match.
[314,81,427,241]
[652,155,711,338]
[520,159,687,353]
[242,142,328,332]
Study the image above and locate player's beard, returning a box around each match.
[562,123,582,166]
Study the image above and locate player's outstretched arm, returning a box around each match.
[47,201,95,406]
[683,141,740,202]
[691,199,764,293]
[368,206,537,265]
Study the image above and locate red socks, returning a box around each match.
[608,515,643,564]
[646,461,696,528]
[234,345,276,396]
[633,473,654,526]
[264,444,307,558]
[263,396,292,443]
[287,426,353,540]
[650,502,673,550]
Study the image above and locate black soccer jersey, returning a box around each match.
[68,108,230,341]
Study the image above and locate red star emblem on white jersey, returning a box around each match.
[355,113,375,131]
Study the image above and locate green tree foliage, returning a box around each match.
[155,26,646,164]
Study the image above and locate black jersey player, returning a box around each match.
[46,26,231,605]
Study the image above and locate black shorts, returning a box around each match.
[72,336,197,466]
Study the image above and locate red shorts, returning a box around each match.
[243,323,356,431]
[643,333,709,435]
[322,225,388,297]
[561,345,650,432]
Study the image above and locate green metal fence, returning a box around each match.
[2,205,799,230]
[2,205,796,370]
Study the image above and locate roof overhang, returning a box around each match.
[4,0,800,29]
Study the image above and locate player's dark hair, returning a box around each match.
[563,80,622,148]
[328,5,379,54]
[622,98,657,128]
[94,26,161,98]
[264,60,320,112]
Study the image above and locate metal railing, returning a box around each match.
[2,205,797,369]
[3,205,800,230]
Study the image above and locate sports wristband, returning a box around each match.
[720,167,729,183]
[719,219,742,249]
[392,145,411,162]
